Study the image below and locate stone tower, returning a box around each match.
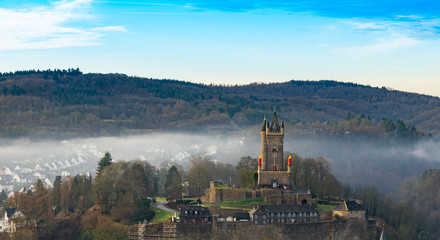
[258,111,292,188]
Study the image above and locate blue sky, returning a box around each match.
[1,0,440,96]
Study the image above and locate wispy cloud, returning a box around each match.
[327,15,440,57]
[93,26,128,32]
[96,1,176,6]
[0,0,126,51]
[122,12,189,15]
[334,36,420,57]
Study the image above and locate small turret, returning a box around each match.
[261,119,267,131]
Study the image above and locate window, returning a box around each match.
[263,215,266,219]
[277,219,280,223]
[281,219,284,223]
[293,213,295,217]
[271,213,274,217]
[255,220,258,224]
[277,213,280,217]
[263,221,266,224]
[314,213,317,217]
[288,213,291,217]
[281,213,285,217]
[299,213,302,217]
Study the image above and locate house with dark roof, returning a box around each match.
[179,206,211,223]
[0,208,25,232]
[333,200,366,219]
[234,212,251,222]
[250,204,319,225]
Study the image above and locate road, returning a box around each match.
[153,200,179,216]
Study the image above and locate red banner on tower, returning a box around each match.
[258,156,262,165]
[288,155,292,165]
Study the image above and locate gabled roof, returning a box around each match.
[180,206,210,217]
[5,208,16,218]
[261,119,267,131]
[253,207,267,215]
[334,200,364,211]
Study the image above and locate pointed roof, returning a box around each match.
[6,208,17,218]
[261,119,267,131]
[270,110,281,132]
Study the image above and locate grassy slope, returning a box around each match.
[150,206,174,224]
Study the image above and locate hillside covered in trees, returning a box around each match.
[1,69,440,138]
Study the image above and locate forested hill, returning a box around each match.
[1,69,440,137]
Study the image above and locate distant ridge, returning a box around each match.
[1,69,439,137]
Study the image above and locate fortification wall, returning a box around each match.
[201,186,289,203]
[176,219,376,240]
[265,193,313,206]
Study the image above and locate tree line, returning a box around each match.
[0,69,439,137]
[2,149,440,239]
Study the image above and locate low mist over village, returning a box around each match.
[0,134,232,194]
[2,0,440,239]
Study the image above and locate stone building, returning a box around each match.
[333,200,366,219]
[258,111,292,188]
[250,204,319,225]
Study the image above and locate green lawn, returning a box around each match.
[214,184,231,189]
[217,198,265,206]
[150,206,174,224]
[220,206,252,210]
[155,197,167,202]
[316,204,338,212]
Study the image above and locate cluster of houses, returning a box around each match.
[0,149,95,197]
[178,200,366,225]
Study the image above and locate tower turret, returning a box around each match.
[258,111,291,188]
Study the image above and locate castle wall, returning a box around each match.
[265,194,313,206]
[175,219,377,240]
[201,187,288,204]
[258,171,291,186]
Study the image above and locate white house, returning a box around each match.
[44,178,53,188]
[4,168,14,176]
[12,174,21,183]
[0,208,25,232]
[35,164,44,171]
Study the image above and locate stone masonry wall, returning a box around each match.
[265,193,313,206]
[201,186,293,204]
[176,219,377,240]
